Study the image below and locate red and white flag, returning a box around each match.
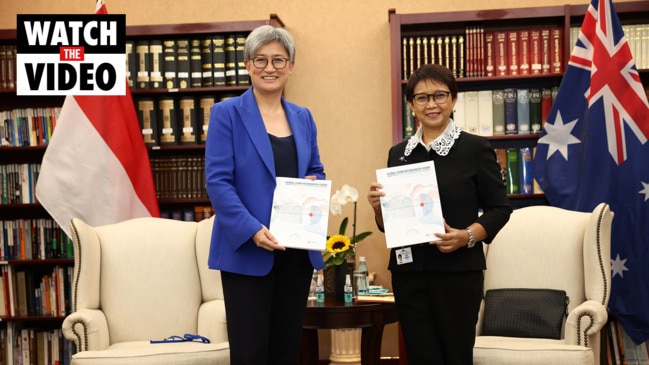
[35,0,159,236]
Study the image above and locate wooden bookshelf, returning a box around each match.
[0,14,282,363]
[388,1,649,208]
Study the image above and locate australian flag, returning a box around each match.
[534,0,649,344]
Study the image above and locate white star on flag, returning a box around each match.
[639,181,649,202]
[611,254,629,278]
[537,111,581,160]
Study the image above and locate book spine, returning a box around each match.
[190,39,203,88]
[518,29,531,75]
[158,97,178,146]
[176,39,190,89]
[494,31,508,77]
[519,147,533,194]
[162,39,177,89]
[550,27,563,74]
[235,33,249,86]
[530,29,542,75]
[402,97,416,139]
[453,92,466,131]
[506,148,520,194]
[541,87,553,129]
[507,30,518,76]
[201,36,214,87]
[224,34,237,86]
[516,88,530,134]
[212,34,226,87]
[478,89,493,136]
[457,35,465,78]
[494,148,507,187]
[529,88,542,133]
[492,90,505,136]
[135,40,150,89]
[137,98,158,146]
[178,96,198,145]
[125,40,135,89]
[541,28,551,74]
[504,88,518,135]
[198,96,214,144]
[463,91,479,134]
[148,40,164,89]
[484,32,495,77]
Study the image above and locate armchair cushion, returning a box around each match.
[482,288,569,339]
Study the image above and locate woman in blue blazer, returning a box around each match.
[205,25,325,365]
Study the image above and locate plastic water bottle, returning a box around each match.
[344,274,353,304]
[356,257,369,296]
[308,269,318,301]
[316,274,325,303]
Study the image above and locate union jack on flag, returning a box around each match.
[534,0,649,344]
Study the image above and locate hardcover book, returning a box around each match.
[212,34,226,87]
[519,147,533,194]
[541,87,553,129]
[550,27,563,74]
[402,97,416,139]
[224,34,237,86]
[494,31,508,77]
[478,89,493,136]
[162,39,177,89]
[504,88,518,135]
[148,40,164,89]
[235,33,249,86]
[178,96,198,145]
[135,40,150,89]
[453,92,466,131]
[463,91,479,134]
[492,90,506,135]
[176,39,190,89]
[484,32,495,77]
[137,98,158,146]
[158,97,178,146]
[125,40,136,89]
[530,29,542,75]
[541,28,551,74]
[198,96,214,144]
[518,29,531,75]
[200,36,214,87]
[494,148,507,187]
[529,88,542,133]
[506,148,520,194]
[507,30,519,75]
[189,39,203,88]
[516,88,530,134]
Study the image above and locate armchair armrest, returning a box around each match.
[62,308,111,352]
[564,300,608,347]
[197,300,228,344]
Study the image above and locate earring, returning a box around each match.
[411,111,415,116]
[453,109,456,113]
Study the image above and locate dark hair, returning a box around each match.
[404,64,458,102]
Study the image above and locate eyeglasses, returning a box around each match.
[412,91,451,106]
[251,57,290,69]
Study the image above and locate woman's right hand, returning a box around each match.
[252,225,285,251]
[367,182,384,212]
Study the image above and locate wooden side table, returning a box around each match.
[300,297,399,365]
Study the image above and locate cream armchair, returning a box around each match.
[61,216,229,365]
[474,203,613,365]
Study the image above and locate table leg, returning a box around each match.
[299,328,319,365]
[360,325,386,365]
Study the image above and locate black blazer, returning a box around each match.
[384,131,512,272]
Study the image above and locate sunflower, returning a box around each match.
[326,234,352,254]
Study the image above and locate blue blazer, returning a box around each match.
[205,88,326,276]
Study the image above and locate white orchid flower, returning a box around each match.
[338,184,359,205]
[330,190,343,215]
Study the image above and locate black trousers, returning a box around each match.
[392,270,483,365]
[221,248,313,365]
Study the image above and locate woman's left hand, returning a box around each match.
[431,221,469,253]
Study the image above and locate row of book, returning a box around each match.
[606,318,649,365]
[403,87,559,139]
[1,107,60,147]
[495,147,542,196]
[151,156,207,199]
[136,94,228,146]
[1,219,74,261]
[159,205,215,223]
[1,163,41,205]
[570,24,649,71]
[401,26,564,80]
[128,32,250,90]
[0,44,16,90]
[0,265,71,318]
[0,325,72,365]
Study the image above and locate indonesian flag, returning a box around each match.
[35,0,159,236]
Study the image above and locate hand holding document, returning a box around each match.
[269,177,332,250]
[375,161,445,248]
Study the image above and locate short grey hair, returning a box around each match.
[244,25,296,61]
